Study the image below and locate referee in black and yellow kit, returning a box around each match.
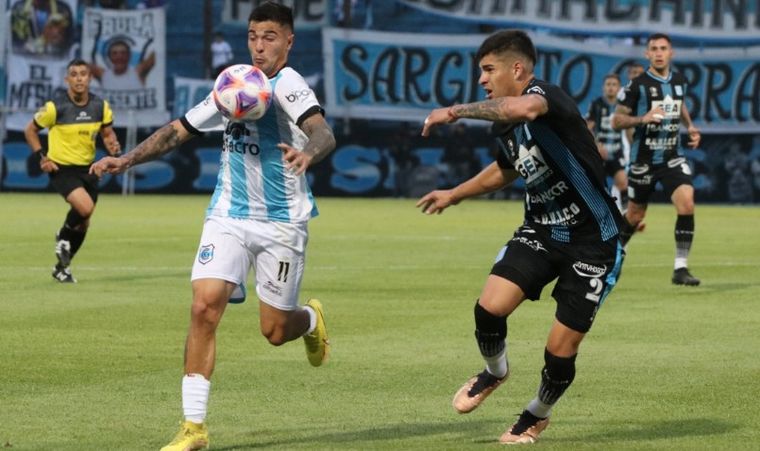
[24,58,122,283]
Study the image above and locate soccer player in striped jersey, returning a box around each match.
[612,33,702,286]
[90,3,335,450]
[418,30,625,445]
[586,74,629,212]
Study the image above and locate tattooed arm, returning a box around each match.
[421,94,548,136]
[279,113,336,176]
[90,119,194,176]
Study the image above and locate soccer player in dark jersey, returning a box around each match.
[587,74,629,211]
[24,58,121,283]
[612,33,702,286]
[418,30,624,445]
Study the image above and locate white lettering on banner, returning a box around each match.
[323,28,760,133]
[85,11,156,37]
[222,0,326,27]
[399,0,760,41]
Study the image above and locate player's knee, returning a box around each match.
[65,208,92,230]
[190,297,223,326]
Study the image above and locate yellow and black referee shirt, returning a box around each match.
[33,92,114,166]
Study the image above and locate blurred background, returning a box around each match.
[2,0,759,203]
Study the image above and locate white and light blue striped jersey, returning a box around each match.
[183,67,322,223]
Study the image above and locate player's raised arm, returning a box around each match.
[90,119,194,177]
[416,162,519,215]
[422,95,548,137]
[279,112,336,176]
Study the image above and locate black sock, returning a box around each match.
[675,214,694,265]
[619,190,629,212]
[474,302,507,358]
[69,228,87,257]
[537,349,576,406]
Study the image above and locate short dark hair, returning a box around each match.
[646,33,672,45]
[67,58,89,70]
[603,73,620,83]
[249,1,294,31]
[476,30,537,67]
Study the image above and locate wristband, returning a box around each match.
[37,147,48,157]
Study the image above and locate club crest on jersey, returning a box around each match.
[649,87,658,97]
[675,85,683,96]
[198,244,215,265]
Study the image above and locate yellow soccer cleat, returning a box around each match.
[304,299,330,367]
[160,420,209,451]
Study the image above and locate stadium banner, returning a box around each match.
[2,128,758,203]
[398,0,760,44]
[172,76,214,119]
[220,0,327,29]
[4,0,78,131]
[81,7,169,127]
[323,28,760,133]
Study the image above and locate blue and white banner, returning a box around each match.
[221,0,327,29]
[399,0,760,44]
[323,28,760,133]
[82,7,169,127]
[4,0,78,131]
[172,76,214,119]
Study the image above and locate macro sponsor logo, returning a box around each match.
[286,89,312,103]
[223,122,260,155]
[529,180,569,204]
[572,261,607,278]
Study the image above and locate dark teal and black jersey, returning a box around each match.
[587,97,623,161]
[493,79,622,244]
[618,70,688,165]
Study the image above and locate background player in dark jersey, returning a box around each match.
[587,74,629,212]
[612,33,701,286]
[24,58,121,283]
[418,30,624,445]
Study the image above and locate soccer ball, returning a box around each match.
[212,64,272,122]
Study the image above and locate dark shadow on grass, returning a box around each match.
[212,419,504,450]
[560,417,738,443]
[676,281,758,293]
[87,271,188,284]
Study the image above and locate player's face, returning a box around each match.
[603,78,620,97]
[478,53,521,99]
[645,38,673,72]
[65,65,91,96]
[248,20,293,77]
[627,65,644,81]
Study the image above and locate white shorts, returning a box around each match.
[191,215,308,311]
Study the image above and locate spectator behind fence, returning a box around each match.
[10,0,74,58]
[210,32,234,78]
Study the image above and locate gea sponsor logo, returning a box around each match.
[286,89,312,103]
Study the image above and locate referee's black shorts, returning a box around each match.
[490,224,624,333]
[50,165,99,202]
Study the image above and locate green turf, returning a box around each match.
[1,193,758,450]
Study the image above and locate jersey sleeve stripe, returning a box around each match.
[180,116,203,136]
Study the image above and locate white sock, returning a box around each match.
[526,397,553,418]
[182,373,210,424]
[304,306,317,334]
[485,348,508,379]
[674,257,688,270]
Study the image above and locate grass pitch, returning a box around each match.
[1,193,758,450]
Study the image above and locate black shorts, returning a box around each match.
[49,165,99,202]
[490,225,624,333]
[604,156,625,178]
[627,157,693,204]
